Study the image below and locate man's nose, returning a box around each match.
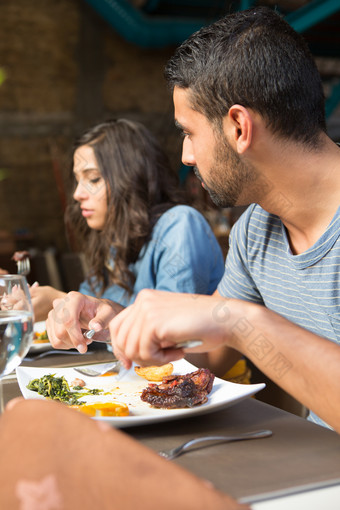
[181,137,195,167]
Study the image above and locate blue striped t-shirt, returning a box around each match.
[218,203,340,429]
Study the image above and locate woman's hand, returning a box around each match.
[30,284,66,322]
[1,284,27,311]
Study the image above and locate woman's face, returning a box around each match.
[73,144,108,230]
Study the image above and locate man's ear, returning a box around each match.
[223,105,252,154]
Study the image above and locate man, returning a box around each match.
[47,7,340,432]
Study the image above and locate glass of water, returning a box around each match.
[0,275,34,412]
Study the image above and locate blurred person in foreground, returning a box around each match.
[32,118,224,326]
[0,398,248,510]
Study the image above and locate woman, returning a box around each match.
[32,119,224,321]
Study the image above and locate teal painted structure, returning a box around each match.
[85,0,340,119]
[84,0,209,48]
[286,0,340,33]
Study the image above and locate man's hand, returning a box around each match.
[109,289,231,368]
[46,291,123,353]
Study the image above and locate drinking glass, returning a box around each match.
[0,275,34,412]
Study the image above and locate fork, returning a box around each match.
[24,350,93,361]
[82,331,202,349]
[158,429,273,460]
[17,257,31,276]
[74,339,203,377]
[74,361,123,377]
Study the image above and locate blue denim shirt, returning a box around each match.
[79,205,224,306]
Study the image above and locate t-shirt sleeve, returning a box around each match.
[217,207,263,304]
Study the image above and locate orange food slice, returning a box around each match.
[72,401,129,417]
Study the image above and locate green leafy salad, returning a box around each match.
[27,374,103,406]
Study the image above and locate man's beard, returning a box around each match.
[193,135,256,208]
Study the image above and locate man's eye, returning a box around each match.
[180,131,190,139]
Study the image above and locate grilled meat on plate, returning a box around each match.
[140,368,215,409]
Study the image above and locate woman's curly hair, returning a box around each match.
[65,119,184,296]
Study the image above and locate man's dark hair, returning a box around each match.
[164,6,326,147]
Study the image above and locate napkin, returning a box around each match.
[0,399,249,510]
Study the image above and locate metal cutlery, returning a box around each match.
[16,257,31,276]
[74,340,203,378]
[82,330,203,350]
[74,339,203,378]
[158,429,273,460]
[83,329,96,340]
[24,349,93,361]
[74,360,123,377]
[162,339,203,349]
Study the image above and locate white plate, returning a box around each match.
[30,321,52,353]
[16,359,265,428]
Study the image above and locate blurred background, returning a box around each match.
[0,0,340,288]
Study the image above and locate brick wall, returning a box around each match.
[0,0,181,256]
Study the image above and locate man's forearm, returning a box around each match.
[224,299,340,432]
